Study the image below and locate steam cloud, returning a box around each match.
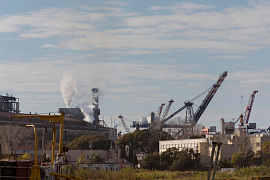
[59,70,97,123]
[79,103,95,123]
[59,71,77,107]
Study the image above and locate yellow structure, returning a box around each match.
[26,125,41,180]
[11,112,77,180]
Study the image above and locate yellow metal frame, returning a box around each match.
[26,125,41,180]
[11,112,65,155]
[11,112,81,180]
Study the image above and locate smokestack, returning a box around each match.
[150,112,155,127]
[91,88,100,124]
[220,118,224,134]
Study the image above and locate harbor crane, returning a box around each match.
[156,71,228,130]
[118,115,131,133]
[156,103,165,118]
[155,99,174,130]
[234,90,258,127]
[243,90,258,124]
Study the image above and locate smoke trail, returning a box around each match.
[59,71,77,107]
[79,103,95,123]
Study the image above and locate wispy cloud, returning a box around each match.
[211,55,247,59]
[149,2,213,13]
[0,2,270,54]
[42,44,58,48]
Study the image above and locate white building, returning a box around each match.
[159,138,207,154]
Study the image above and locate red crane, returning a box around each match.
[234,90,258,127]
[155,99,174,130]
[156,103,165,118]
[243,90,258,124]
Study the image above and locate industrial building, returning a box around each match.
[159,118,270,166]
[0,90,117,151]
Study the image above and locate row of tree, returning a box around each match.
[115,129,173,158]
[143,147,201,171]
[230,141,270,169]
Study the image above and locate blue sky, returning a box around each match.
[1,1,270,133]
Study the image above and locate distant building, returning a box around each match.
[159,122,270,166]
[0,93,117,144]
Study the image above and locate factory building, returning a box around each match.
[0,91,117,148]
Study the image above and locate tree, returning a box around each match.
[219,159,231,168]
[142,152,161,170]
[170,148,201,171]
[230,132,254,169]
[91,153,105,163]
[116,129,173,159]
[68,135,114,150]
[167,117,204,139]
[256,141,270,167]
[231,147,254,169]
[142,147,201,171]
[0,124,32,153]
[77,152,86,165]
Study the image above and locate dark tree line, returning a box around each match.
[231,141,270,169]
[116,129,173,159]
[67,134,114,150]
[142,147,201,171]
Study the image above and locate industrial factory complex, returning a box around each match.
[0,71,269,173]
[0,89,117,144]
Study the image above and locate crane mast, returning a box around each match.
[243,90,258,124]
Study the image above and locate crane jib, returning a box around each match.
[162,71,227,125]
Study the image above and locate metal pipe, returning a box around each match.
[26,125,38,166]
[52,122,56,167]
[59,111,64,154]
[207,142,216,180]
[212,143,222,180]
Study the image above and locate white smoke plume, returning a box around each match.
[79,103,95,123]
[59,71,77,107]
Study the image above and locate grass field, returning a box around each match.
[73,166,270,180]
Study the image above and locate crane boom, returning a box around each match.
[156,103,165,118]
[160,99,174,121]
[244,90,258,124]
[162,71,228,125]
[118,115,131,133]
[193,71,227,123]
[155,99,174,130]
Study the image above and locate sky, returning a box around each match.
[1,0,270,133]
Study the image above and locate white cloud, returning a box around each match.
[42,44,58,48]
[149,6,164,11]
[104,1,129,7]
[1,2,270,54]
[211,55,246,59]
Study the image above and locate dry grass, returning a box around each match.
[73,167,270,180]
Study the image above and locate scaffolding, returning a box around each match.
[0,93,19,113]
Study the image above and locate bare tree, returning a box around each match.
[0,124,32,154]
[231,132,254,168]
[166,117,203,139]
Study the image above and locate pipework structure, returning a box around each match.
[0,93,19,113]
